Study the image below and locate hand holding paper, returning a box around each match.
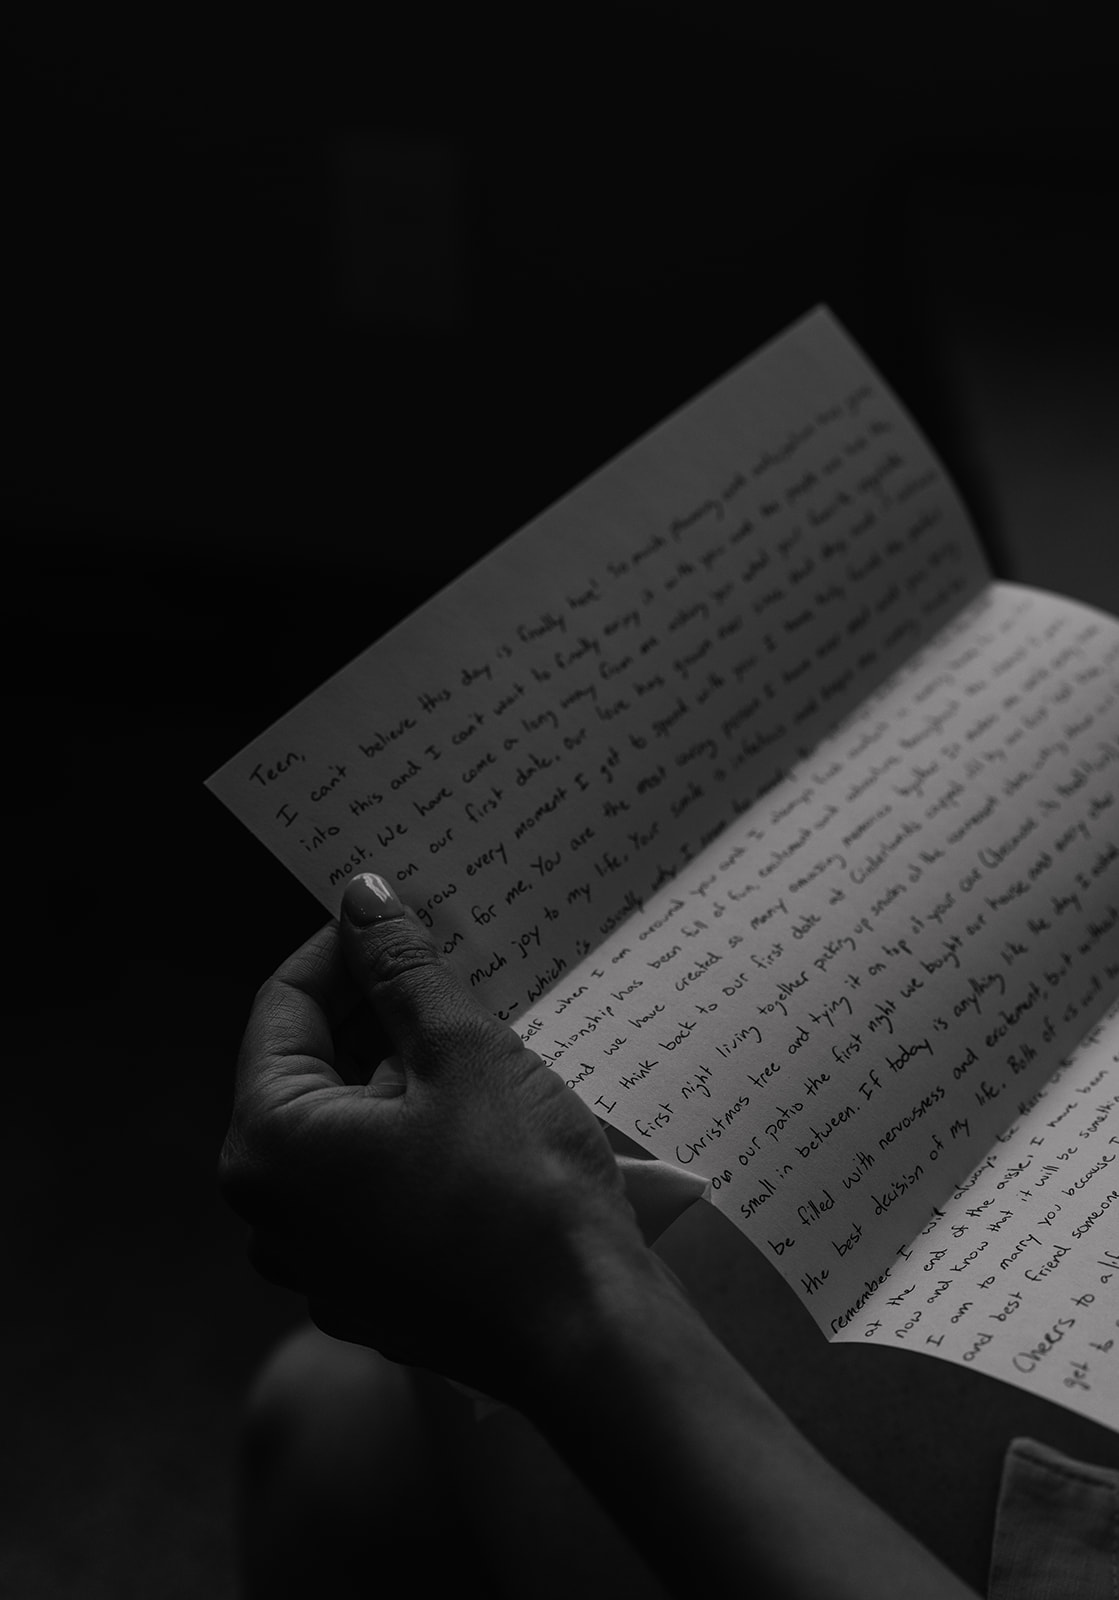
[219,878,661,1409]
[223,883,982,1600]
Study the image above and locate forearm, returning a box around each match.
[521,1245,979,1600]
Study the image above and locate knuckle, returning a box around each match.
[217,1113,283,1220]
[217,1146,257,1218]
[217,1124,249,1194]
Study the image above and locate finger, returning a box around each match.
[338,871,514,1072]
[368,1054,407,1097]
[235,922,358,1109]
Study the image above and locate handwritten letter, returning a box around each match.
[525,585,1119,1372]
[208,309,987,1018]
[836,1004,1119,1429]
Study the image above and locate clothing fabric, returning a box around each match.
[989,1436,1119,1599]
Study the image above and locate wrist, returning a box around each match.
[511,1223,704,1419]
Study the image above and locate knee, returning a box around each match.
[238,1327,430,1596]
[242,1322,419,1487]
[246,1322,394,1421]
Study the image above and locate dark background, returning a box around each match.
[5,7,1119,1595]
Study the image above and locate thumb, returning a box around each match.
[339,871,505,1071]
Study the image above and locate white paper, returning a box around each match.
[525,584,1119,1362]
[835,1002,1119,1429]
[207,308,988,1023]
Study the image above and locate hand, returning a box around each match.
[219,873,651,1405]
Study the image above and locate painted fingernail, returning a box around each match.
[341,871,405,925]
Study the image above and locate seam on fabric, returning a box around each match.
[1013,1448,1119,1493]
